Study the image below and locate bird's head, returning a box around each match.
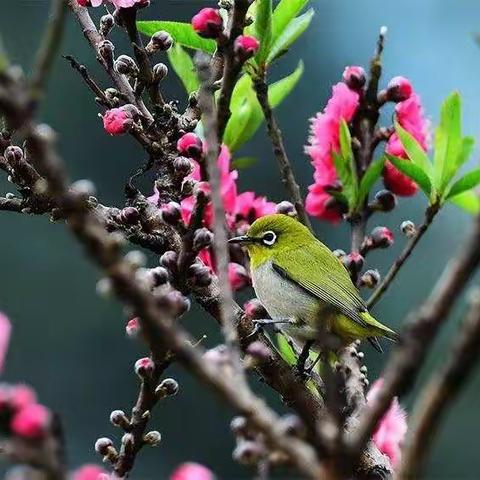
[228,214,314,268]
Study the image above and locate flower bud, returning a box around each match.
[126,318,141,338]
[373,189,396,212]
[228,262,250,291]
[98,40,115,67]
[161,290,190,317]
[155,378,179,398]
[4,146,23,165]
[150,266,170,286]
[243,298,268,319]
[276,200,296,216]
[230,416,249,437]
[245,341,270,362]
[110,410,130,429]
[359,269,381,289]
[114,55,138,76]
[191,8,223,39]
[100,14,114,37]
[342,252,364,275]
[280,414,306,438]
[94,437,113,455]
[400,220,416,238]
[188,262,212,287]
[234,35,260,61]
[146,31,173,54]
[160,201,182,225]
[233,440,263,465]
[144,430,162,446]
[193,228,213,251]
[173,157,193,178]
[342,65,366,90]
[120,206,140,225]
[10,403,50,439]
[121,433,134,451]
[159,250,178,274]
[153,63,169,82]
[96,278,113,298]
[102,107,132,136]
[386,76,413,102]
[134,357,155,379]
[8,385,37,411]
[333,249,346,259]
[177,133,203,159]
[170,464,214,480]
[125,250,147,269]
[370,226,394,249]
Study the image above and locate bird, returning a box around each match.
[228,214,398,358]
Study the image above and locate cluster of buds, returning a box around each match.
[0,383,51,440]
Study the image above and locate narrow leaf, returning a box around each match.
[395,122,432,174]
[445,168,480,199]
[267,60,304,105]
[332,151,355,207]
[167,44,199,94]
[449,190,480,214]
[267,8,314,64]
[277,333,296,366]
[223,97,256,152]
[271,0,308,42]
[254,0,273,65]
[387,155,432,197]
[232,156,257,169]
[137,21,216,53]
[358,157,386,205]
[455,136,476,171]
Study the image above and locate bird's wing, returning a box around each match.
[272,241,369,328]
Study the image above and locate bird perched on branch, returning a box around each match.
[229,214,398,366]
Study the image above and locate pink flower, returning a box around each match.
[305,81,360,223]
[11,403,51,439]
[72,465,108,480]
[0,312,11,374]
[384,93,428,196]
[234,192,276,224]
[170,463,214,480]
[192,8,223,39]
[234,35,260,59]
[78,0,144,8]
[102,108,131,136]
[228,263,250,291]
[9,385,37,411]
[367,379,407,468]
[177,133,203,159]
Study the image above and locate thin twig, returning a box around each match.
[253,74,312,230]
[397,289,480,480]
[348,214,480,457]
[367,205,439,308]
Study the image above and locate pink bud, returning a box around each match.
[11,403,51,439]
[170,462,215,480]
[371,226,394,248]
[243,299,267,319]
[228,263,250,291]
[134,357,155,378]
[126,318,141,338]
[234,35,260,60]
[9,384,37,411]
[386,76,413,102]
[72,464,108,480]
[177,133,203,159]
[383,161,418,196]
[342,65,366,90]
[102,108,131,136]
[191,8,223,39]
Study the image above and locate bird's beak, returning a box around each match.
[228,235,252,244]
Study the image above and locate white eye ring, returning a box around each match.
[262,231,277,246]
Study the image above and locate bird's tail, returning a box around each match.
[360,311,400,342]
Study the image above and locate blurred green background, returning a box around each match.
[1,0,480,478]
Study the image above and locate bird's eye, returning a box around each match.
[262,231,277,246]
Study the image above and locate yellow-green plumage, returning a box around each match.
[231,214,398,350]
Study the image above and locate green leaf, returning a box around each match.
[455,136,476,172]
[339,120,353,164]
[223,62,304,151]
[450,190,480,214]
[167,44,199,94]
[434,91,462,189]
[445,168,480,200]
[267,8,314,63]
[253,0,273,65]
[358,157,386,205]
[276,333,296,366]
[395,122,432,174]
[332,151,356,208]
[137,21,216,53]
[232,156,257,169]
[387,155,432,197]
[271,0,309,42]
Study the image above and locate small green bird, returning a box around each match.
[229,214,398,353]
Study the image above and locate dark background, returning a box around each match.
[1,1,480,478]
